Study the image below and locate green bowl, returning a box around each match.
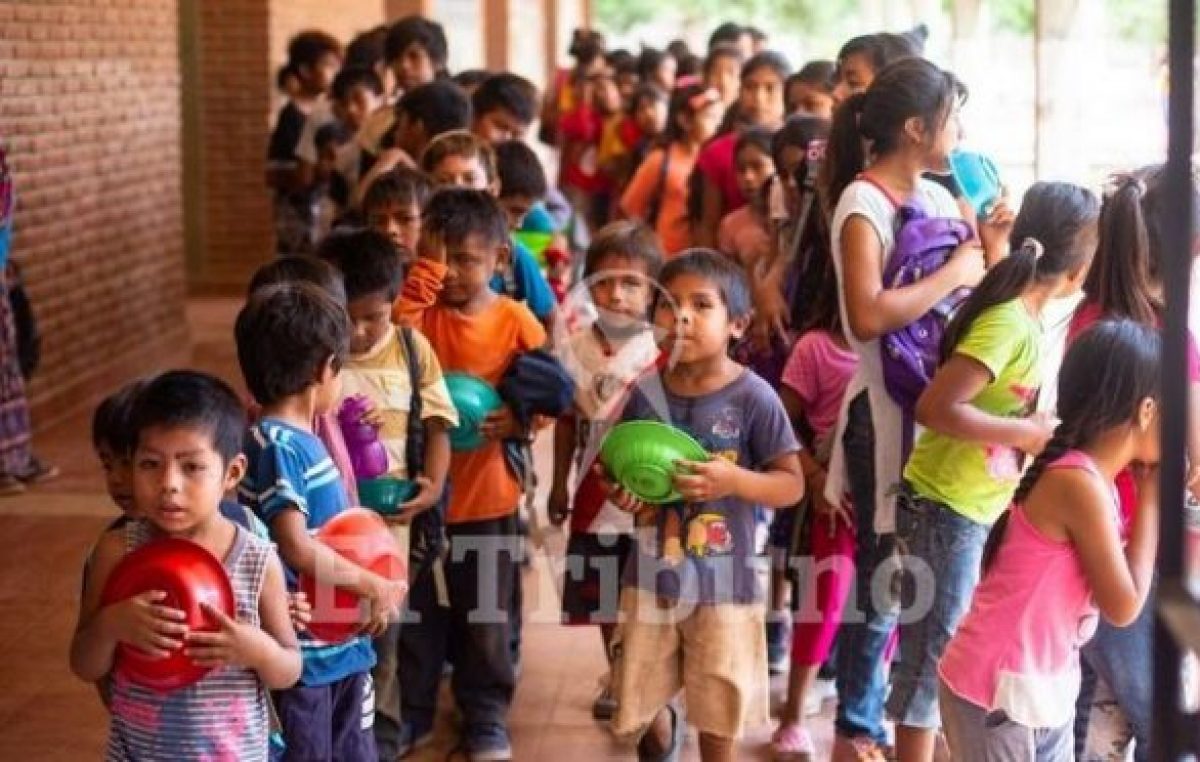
[444,373,503,451]
[358,477,418,515]
[599,421,709,504]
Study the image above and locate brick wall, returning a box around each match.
[0,0,189,427]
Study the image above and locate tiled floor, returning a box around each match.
[0,297,839,760]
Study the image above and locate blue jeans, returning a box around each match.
[835,393,899,743]
[887,488,989,729]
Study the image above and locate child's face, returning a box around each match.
[133,426,245,537]
[392,43,437,92]
[366,199,422,253]
[654,272,746,365]
[593,75,622,115]
[617,71,640,105]
[921,101,963,171]
[588,254,654,336]
[347,291,395,355]
[653,57,677,92]
[788,81,834,120]
[736,145,774,204]
[430,154,493,191]
[683,101,723,145]
[739,67,785,128]
[340,84,383,133]
[423,231,504,308]
[474,108,531,144]
[315,141,339,182]
[707,57,742,108]
[302,53,342,96]
[832,53,874,104]
[98,442,137,517]
[634,97,668,136]
[499,194,536,231]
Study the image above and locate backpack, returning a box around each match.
[397,326,449,579]
[862,175,974,446]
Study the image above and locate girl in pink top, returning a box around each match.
[717,128,775,269]
[938,320,1161,760]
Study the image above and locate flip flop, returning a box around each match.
[0,474,25,497]
[15,457,59,485]
[637,702,685,762]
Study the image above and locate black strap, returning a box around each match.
[397,327,447,576]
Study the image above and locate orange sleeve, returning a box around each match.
[392,259,446,327]
[619,148,663,221]
[513,300,548,350]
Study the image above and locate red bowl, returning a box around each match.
[299,509,406,644]
[101,537,235,693]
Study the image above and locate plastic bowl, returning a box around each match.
[299,509,407,644]
[599,421,709,504]
[444,373,503,452]
[357,477,418,515]
[101,537,235,693]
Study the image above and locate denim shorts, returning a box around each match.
[940,681,1074,761]
[886,486,989,729]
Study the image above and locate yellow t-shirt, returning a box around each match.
[341,325,459,479]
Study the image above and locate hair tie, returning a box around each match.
[1023,237,1045,261]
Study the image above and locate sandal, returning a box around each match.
[772,723,815,760]
[637,702,684,762]
[0,474,25,497]
[15,457,59,485]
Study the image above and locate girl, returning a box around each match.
[718,127,776,269]
[830,30,925,104]
[895,182,1099,761]
[704,43,745,111]
[70,371,301,760]
[771,225,860,761]
[818,57,1003,761]
[939,320,1161,761]
[693,51,791,248]
[619,82,723,257]
[559,66,622,233]
[637,47,677,93]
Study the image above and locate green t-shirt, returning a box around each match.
[903,299,1042,525]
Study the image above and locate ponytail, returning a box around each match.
[819,92,867,217]
[1083,176,1159,326]
[940,239,1040,363]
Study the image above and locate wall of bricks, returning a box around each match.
[0,0,189,426]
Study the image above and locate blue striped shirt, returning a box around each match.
[239,418,375,686]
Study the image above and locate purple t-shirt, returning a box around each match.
[619,369,800,604]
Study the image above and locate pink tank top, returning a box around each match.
[938,450,1118,729]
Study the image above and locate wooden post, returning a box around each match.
[1033,0,1082,178]
[484,0,511,71]
[385,0,434,19]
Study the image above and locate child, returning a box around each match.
[601,82,669,193]
[70,371,302,759]
[637,47,677,92]
[420,131,557,326]
[558,65,622,232]
[384,15,448,94]
[392,189,547,760]
[267,30,343,257]
[693,51,791,248]
[938,320,1161,759]
[831,31,925,103]
[619,82,723,257]
[494,139,549,231]
[235,283,406,761]
[316,229,458,761]
[893,182,1099,761]
[471,72,539,144]
[704,44,745,111]
[819,58,999,760]
[547,221,664,721]
[603,249,804,762]
[786,60,836,119]
[363,167,434,255]
[717,127,775,269]
[321,66,385,210]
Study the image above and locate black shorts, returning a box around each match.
[561,532,633,626]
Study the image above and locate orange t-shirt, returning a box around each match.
[619,143,697,256]
[395,260,548,523]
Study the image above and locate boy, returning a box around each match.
[547,222,663,721]
[235,283,406,761]
[471,73,539,144]
[418,131,556,327]
[267,30,343,257]
[393,189,546,761]
[384,15,448,94]
[363,167,434,254]
[604,250,804,762]
[317,229,458,762]
[785,60,836,119]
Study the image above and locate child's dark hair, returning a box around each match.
[662,81,714,146]
[362,167,434,215]
[941,182,1100,362]
[786,61,836,108]
[584,221,664,279]
[494,140,548,200]
[568,28,606,68]
[395,81,473,138]
[384,15,448,71]
[630,83,668,116]
[420,129,497,182]
[471,73,538,125]
[822,57,965,213]
[235,283,350,406]
[607,48,637,75]
[658,248,751,320]
[315,121,350,153]
[130,370,248,466]
[344,25,388,71]
[836,29,922,77]
[982,319,1162,572]
[703,44,744,80]
[452,69,491,91]
[708,22,745,51]
[93,377,154,455]
[778,117,837,334]
[317,228,405,302]
[423,188,509,248]
[287,30,343,70]
[735,127,774,164]
[275,63,297,93]
[772,114,830,178]
[247,256,347,304]
[667,39,693,62]
[332,66,384,103]
[742,50,792,84]
[637,47,673,82]
[1083,165,1200,327]
[677,53,703,79]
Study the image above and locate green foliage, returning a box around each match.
[592,0,858,37]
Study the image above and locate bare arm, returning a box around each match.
[694,176,724,249]
[675,450,805,509]
[248,555,302,689]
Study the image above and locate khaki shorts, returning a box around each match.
[610,587,769,741]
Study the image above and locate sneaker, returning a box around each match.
[831,735,888,762]
[771,722,816,761]
[766,620,790,675]
[464,723,512,761]
[804,677,837,716]
[592,685,618,721]
[395,720,434,758]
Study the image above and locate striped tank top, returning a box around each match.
[106,520,272,761]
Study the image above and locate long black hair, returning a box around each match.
[982,319,1161,571]
[940,182,1101,362]
[820,58,965,216]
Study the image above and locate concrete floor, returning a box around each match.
[0,297,840,760]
